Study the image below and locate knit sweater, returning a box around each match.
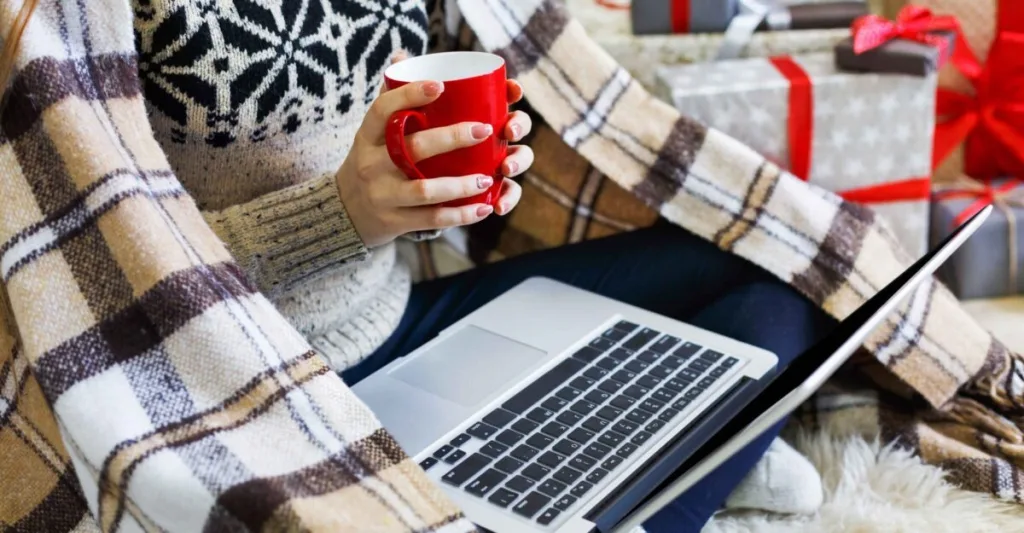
[136,0,438,370]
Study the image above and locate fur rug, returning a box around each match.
[704,430,1024,533]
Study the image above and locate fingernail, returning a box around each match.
[421,81,443,97]
[511,123,522,139]
[476,205,494,217]
[507,160,519,175]
[472,124,493,140]
[500,201,510,214]
[477,175,493,189]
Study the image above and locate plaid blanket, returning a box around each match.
[0,2,1021,533]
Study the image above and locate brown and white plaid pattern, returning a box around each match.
[458,0,1024,505]
[0,0,475,531]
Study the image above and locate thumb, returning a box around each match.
[379,50,411,96]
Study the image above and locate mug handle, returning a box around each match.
[385,110,429,180]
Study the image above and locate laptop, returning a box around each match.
[353,206,990,533]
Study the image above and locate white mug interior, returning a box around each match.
[385,51,505,83]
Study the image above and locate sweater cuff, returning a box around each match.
[206,174,368,297]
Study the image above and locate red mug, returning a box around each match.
[384,51,509,207]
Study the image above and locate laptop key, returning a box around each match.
[664,378,688,392]
[554,439,581,456]
[609,348,634,361]
[496,430,524,447]
[680,368,701,380]
[590,336,616,352]
[613,420,639,435]
[466,422,498,440]
[615,320,640,333]
[586,468,609,484]
[541,422,570,438]
[598,431,625,448]
[554,466,583,485]
[611,395,636,410]
[572,346,603,364]
[658,408,679,422]
[584,367,609,381]
[570,376,596,391]
[612,369,638,384]
[583,417,610,433]
[683,388,703,399]
[483,409,516,429]
[466,468,507,497]
[631,431,653,446]
[653,387,678,402]
[673,342,702,360]
[584,390,611,404]
[507,475,535,492]
[596,405,622,422]
[542,396,569,412]
[495,456,525,474]
[626,409,652,424]
[598,379,625,394]
[433,445,454,459]
[489,487,519,508]
[723,357,739,367]
[640,398,665,413]
[568,427,596,444]
[445,450,466,464]
[512,419,538,435]
[596,357,620,371]
[556,387,582,402]
[522,463,550,481]
[557,411,583,426]
[617,442,639,458]
[710,366,727,377]
[623,385,650,399]
[672,398,691,411]
[526,433,554,450]
[661,355,684,369]
[623,328,660,351]
[570,400,598,416]
[513,492,551,519]
[538,478,568,498]
[646,420,666,433]
[690,359,712,371]
[442,453,491,487]
[583,442,612,459]
[537,507,561,526]
[650,335,680,354]
[420,457,438,470]
[553,493,578,511]
[637,351,661,364]
[601,456,623,471]
[649,365,673,379]
[527,407,556,424]
[480,441,509,458]
[570,454,597,472]
[698,377,716,388]
[538,451,567,469]
[503,358,586,414]
[701,349,724,362]
[510,445,540,462]
[571,481,594,497]
[602,327,628,342]
[451,433,471,447]
[625,360,649,373]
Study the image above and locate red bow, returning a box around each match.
[851,6,955,55]
[933,32,1024,180]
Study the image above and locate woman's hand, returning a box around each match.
[336,67,532,248]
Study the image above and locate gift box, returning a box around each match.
[631,0,867,35]
[930,178,1024,299]
[834,33,952,76]
[656,53,936,256]
[833,6,959,77]
[568,0,851,88]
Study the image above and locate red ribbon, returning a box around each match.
[933,31,1024,180]
[768,56,813,181]
[671,0,689,34]
[838,177,932,205]
[999,0,1024,35]
[934,178,1024,227]
[850,5,974,71]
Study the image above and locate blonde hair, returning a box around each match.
[1,0,40,98]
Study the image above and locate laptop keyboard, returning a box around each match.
[420,321,742,527]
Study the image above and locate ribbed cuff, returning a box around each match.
[206,174,368,297]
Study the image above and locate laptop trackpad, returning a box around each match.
[389,326,548,408]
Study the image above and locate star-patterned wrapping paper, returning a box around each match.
[656,53,937,257]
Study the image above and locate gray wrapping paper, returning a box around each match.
[656,54,936,256]
[931,183,1024,300]
[632,0,738,34]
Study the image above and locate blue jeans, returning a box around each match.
[343,223,834,532]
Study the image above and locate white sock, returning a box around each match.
[724,437,824,515]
